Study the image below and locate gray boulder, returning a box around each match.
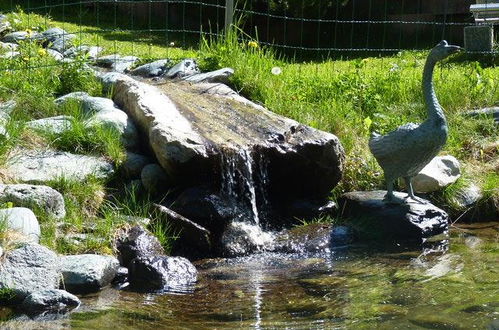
[96,54,139,73]
[122,152,152,178]
[0,184,66,219]
[60,254,120,293]
[63,45,103,59]
[452,183,482,209]
[128,256,197,292]
[5,149,114,184]
[122,152,151,178]
[25,115,73,135]
[55,93,139,149]
[141,163,169,193]
[110,76,344,229]
[41,28,76,53]
[0,207,40,243]
[408,156,461,193]
[46,48,64,61]
[0,99,16,117]
[21,289,80,313]
[0,244,60,301]
[165,58,200,78]
[130,59,171,77]
[339,190,449,241]
[183,67,234,84]
[0,42,18,51]
[0,50,19,59]
[114,225,165,267]
[2,31,33,43]
[0,16,10,34]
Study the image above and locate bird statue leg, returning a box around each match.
[384,179,406,204]
[404,176,427,204]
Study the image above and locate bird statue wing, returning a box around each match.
[368,122,420,160]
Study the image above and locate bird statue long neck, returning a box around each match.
[422,57,446,122]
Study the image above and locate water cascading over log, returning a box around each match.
[104,72,345,255]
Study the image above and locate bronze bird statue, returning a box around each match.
[369,40,462,204]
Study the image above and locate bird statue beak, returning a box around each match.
[449,45,463,54]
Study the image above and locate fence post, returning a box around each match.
[225,0,234,33]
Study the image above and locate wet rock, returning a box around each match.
[221,221,275,256]
[59,254,120,293]
[0,207,40,243]
[286,199,337,221]
[339,191,449,241]
[165,58,200,78]
[405,156,461,193]
[25,115,73,135]
[173,187,237,229]
[141,163,169,193]
[96,54,139,73]
[0,244,60,301]
[114,225,165,267]
[128,256,197,291]
[183,67,234,84]
[155,204,211,259]
[5,149,114,184]
[63,45,103,59]
[112,267,128,287]
[130,59,171,77]
[274,223,332,254]
[0,184,66,219]
[21,289,80,313]
[122,152,151,178]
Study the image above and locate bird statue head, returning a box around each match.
[429,40,462,61]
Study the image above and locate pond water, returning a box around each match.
[1,222,497,329]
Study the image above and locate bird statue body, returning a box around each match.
[369,40,461,203]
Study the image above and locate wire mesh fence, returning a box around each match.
[1,0,497,62]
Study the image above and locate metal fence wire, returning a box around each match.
[1,0,498,62]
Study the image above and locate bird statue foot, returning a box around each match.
[405,195,428,204]
[383,194,407,205]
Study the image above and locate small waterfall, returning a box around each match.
[220,147,268,225]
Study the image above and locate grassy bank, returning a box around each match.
[0,9,497,255]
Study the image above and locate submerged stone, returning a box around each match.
[339,190,449,241]
[21,289,80,313]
